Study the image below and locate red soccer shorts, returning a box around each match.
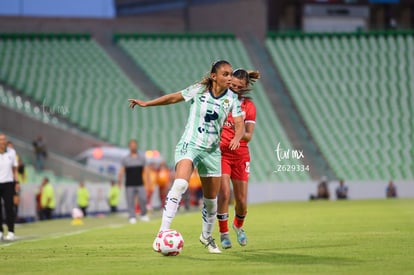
[221,147,250,181]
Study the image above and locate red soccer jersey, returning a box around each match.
[220,97,256,149]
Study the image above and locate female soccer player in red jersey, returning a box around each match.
[217,69,260,249]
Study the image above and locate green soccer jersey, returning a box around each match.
[179,84,242,150]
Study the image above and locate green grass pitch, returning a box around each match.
[1,199,413,274]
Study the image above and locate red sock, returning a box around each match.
[217,213,229,234]
[233,214,246,228]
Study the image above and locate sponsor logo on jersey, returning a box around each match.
[204,110,219,122]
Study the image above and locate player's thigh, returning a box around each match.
[231,157,250,204]
[197,147,221,177]
[174,145,197,181]
[220,156,232,193]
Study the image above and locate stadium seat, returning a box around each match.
[266,31,413,180]
[0,33,146,149]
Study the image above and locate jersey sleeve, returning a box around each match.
[9,149,18,168]
[244,100,256,124]
[231,94,243,118]
[180,83,204,102]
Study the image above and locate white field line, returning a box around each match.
[0,223,127,247]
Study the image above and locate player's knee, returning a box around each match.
[235,195,247,208]
[170,179,188,196]
[220,188,231,201]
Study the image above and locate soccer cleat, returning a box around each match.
[5,232,15,241]
[140,215,150,222]
[199,233,222,254]
[152,235,161,253]
[220,233,232,249]
[129,218,137,224]
[232,223,247,246]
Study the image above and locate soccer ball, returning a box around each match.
[157,229,184,256]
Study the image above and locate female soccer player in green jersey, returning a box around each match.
[128,60,245,253]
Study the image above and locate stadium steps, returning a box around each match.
[241,34,336,181]
[115,33,311,182]
[95,35,161,98]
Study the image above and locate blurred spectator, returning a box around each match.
[386,180,397,198]
[40,177,55,220]
[117,139,149,224]
[0,134,18,240]
[156,162,171,209]
[336,179,348,200]
[17,158,26,184]
[310,176,330,200]
[35,183,43,220]
[7,141,21,219]
[188,168,203,209]
[32,136,47,171]
[77,181,90,217]
[108,181,120,213]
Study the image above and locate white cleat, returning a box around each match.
[199,233,222,254]
[5,232,15,241]
[129,218,137,224]
[153,231,162,253]
[152,238,160,252]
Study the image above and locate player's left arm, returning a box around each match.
[242,102,256,142]
[242,122,255,142]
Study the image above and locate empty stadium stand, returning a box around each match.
[266,31,413,180]
[0,33,149,148]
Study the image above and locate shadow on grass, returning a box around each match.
[183,245,362,266]
[230,249,361,266]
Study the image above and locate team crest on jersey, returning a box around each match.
[223,99,230,110]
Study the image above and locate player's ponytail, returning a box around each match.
[247,71,260,85]
[200,60,231,91]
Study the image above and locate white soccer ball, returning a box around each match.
[71,208,84,219]
[157,229,184,256]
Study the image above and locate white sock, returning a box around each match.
[159,179,188,231]
[202,197,217,238]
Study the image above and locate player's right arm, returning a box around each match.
[128,92,184,108]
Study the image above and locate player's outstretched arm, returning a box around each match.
[129,92,184,108]
[229,115,245,150]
